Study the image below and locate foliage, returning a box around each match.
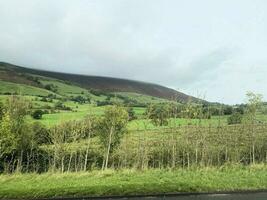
[97,105,128,169]
[245,91,263,124]
[31,109,43,120]
[44,84,58,93]
[146,103,170,126]
[227,112,243,125]
[223,105,233,115]
[0,112,16,158]
[0,96,41,173]
[32,122,51,145]
[127,107,137,121]
[54,101,71,111]
[181,103,208,119]
[0,102,3,120]
[96,100,112,107]
[70,95,89,104]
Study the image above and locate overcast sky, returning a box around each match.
[0,0,267,104]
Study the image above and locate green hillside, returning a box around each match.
[0,62,200,102]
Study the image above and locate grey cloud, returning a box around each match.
[0,0,267,103]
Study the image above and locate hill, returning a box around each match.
[0,62,199,103]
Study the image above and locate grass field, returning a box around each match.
[0,80,54,96]
[0,165,266,199]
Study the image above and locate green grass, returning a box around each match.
[28,104,106,126]
[40,79,89,96]
[0,80,54,96]
[0,165,266,199]
[128,116,228,130]
[116,92,169,104]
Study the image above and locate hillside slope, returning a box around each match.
[0,62,199,102]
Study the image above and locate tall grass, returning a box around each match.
[0,165,266,199]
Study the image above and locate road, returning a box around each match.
[42,191,267,200]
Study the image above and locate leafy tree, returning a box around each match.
[71,95,89,104]
[223,105,233,115]
[227,112,243,125]
[0,111,16,159]
[182,103,203,119]
[97,105,128,170]
[54,101,71,111]
[0,102,3,120]
[146,104,170,126]
[244,92,263,164]
[0,96,39,172]
[127,107,136,121]
[32,122,51,145]
[31,110,43,120]
[44,84,57,93]
[245,91,263,124]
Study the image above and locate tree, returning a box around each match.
[0,102,3,120]
[0,111,16,159]
[127,107,136,121]
[223,105,233,115]
[227,112,242,125]
[32,122,51,145]
[245,91,263,164]
[97,105,128,170]
[245,91,263,124]
[146,104,170,126]
[31,110,43,120]
[0,96,38,172]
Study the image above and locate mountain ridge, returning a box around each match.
[0,61,200,103]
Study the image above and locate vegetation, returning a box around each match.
[1,165,267,199]
[31,109,44,120]
[0,63,267,198]
[97,106,128,170]
[227,112,243,125]
[0,92,266,174]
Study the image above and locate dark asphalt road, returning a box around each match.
[42,191,267,200]
[92,192,267,200]
[104,192,267,199]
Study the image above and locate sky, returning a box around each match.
[0,0,267,104]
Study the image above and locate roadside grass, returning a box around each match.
[0,165,266,199]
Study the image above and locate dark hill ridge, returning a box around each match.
[0,62,200,103]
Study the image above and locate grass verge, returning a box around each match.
[0,165,266,199]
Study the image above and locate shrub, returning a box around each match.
[127,107,137,121]
[32,122,51,144]
[146,104,169,126]
[54,101,72,111]
[227,112,243,125]
[31,110,43,120]
[44,84,57,93]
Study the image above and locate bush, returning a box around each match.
[146,104,169,126]
[32,122,51,144]
[96,100,112,107]
[54,101,72,111]
[31,110,43,120]
[127,107,137,121]
[227,112,243,125]
[44,84,57,93]
[0,102,3,120]
[71,95,89,104]
[223,105,233,115]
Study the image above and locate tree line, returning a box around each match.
[0,92,266,173]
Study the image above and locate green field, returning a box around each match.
[0,80,55,96]
[1,74,267,199]
[0,165,266,199]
